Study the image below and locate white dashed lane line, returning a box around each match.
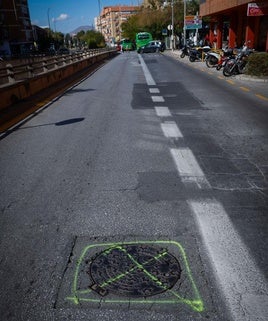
[151,96,165,102]
[161,121,183,138]
[149,88,160,94]
[154,106,172,117]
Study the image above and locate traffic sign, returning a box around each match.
[185,15,202,29]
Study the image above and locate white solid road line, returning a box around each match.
[189,199,268,321]
[138,54,156,86]
[161,121,183,138]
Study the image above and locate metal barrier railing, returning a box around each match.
[0,48,116,86]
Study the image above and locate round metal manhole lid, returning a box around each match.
[88,244,181,298]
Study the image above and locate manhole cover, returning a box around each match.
[88,244,181,298]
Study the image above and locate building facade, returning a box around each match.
[96,6,139,45]
[0,0,33,56]
[200,0,268,51]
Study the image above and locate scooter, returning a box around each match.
[206,48,235,69]
[216,48,236,70]
[180,44,191,58]
[205,50,222,68]
[189,46,211,62]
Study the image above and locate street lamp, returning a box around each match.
[171,0,174,50]
[183,0,186,45]
[98,0,102,34]
[47,8,51,31]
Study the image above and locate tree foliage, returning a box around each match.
[121,0,199,40]
[76,30,105,49]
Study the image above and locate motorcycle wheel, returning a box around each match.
[223,63,234,77]
[206,56,218,68]
[216,64,222,71]
[180,52,185,58]
[189,56,196,62]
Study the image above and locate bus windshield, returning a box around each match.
[135,32,153,49]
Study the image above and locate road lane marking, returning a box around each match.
[170,148,210,188]
[152,96,165,102]
[154,106,172,117]
[239,86,250,92]
[161,121,183,138]
[149,88,160,93]
[226,79,235,85]
[255,93,268,101]
[138,54,156,86]
[189,199,268,321]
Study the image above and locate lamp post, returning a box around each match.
[171,0,174,50]
[47,8,51,31]
[98,0,102,34]
[183,0,186,45]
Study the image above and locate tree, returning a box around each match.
[121,0,200,41]
[79,30,105,49]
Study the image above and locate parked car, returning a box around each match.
[137,40,166,53]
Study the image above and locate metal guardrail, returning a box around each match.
[0,48,116,86]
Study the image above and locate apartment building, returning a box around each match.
[97,5,139,45]
[200,0,268,51]
[0,0,33,56]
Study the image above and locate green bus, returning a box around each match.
[135,32,153,50]
[120,39,135,51]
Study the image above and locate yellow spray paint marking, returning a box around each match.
[255,93,268,101]
[66,240,204,312]
[239,86,250,92]
[226,79,235,85]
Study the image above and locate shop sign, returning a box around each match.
[185,15,202,29]
[247,2,268,16]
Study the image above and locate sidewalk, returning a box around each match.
[164,49,268,83]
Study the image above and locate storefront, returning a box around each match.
[200,1,268,51]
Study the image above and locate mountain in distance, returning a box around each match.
[69,25,94,35]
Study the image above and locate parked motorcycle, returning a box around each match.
[205,48,235,69]
[205,50,221,67]
[216,48,236,70]
[189,46,211,62]
[223,47,254,77]
[180,44,191,58]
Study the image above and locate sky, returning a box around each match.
[28,0,142,34]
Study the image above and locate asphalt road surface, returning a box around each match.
[0,51,267,321]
